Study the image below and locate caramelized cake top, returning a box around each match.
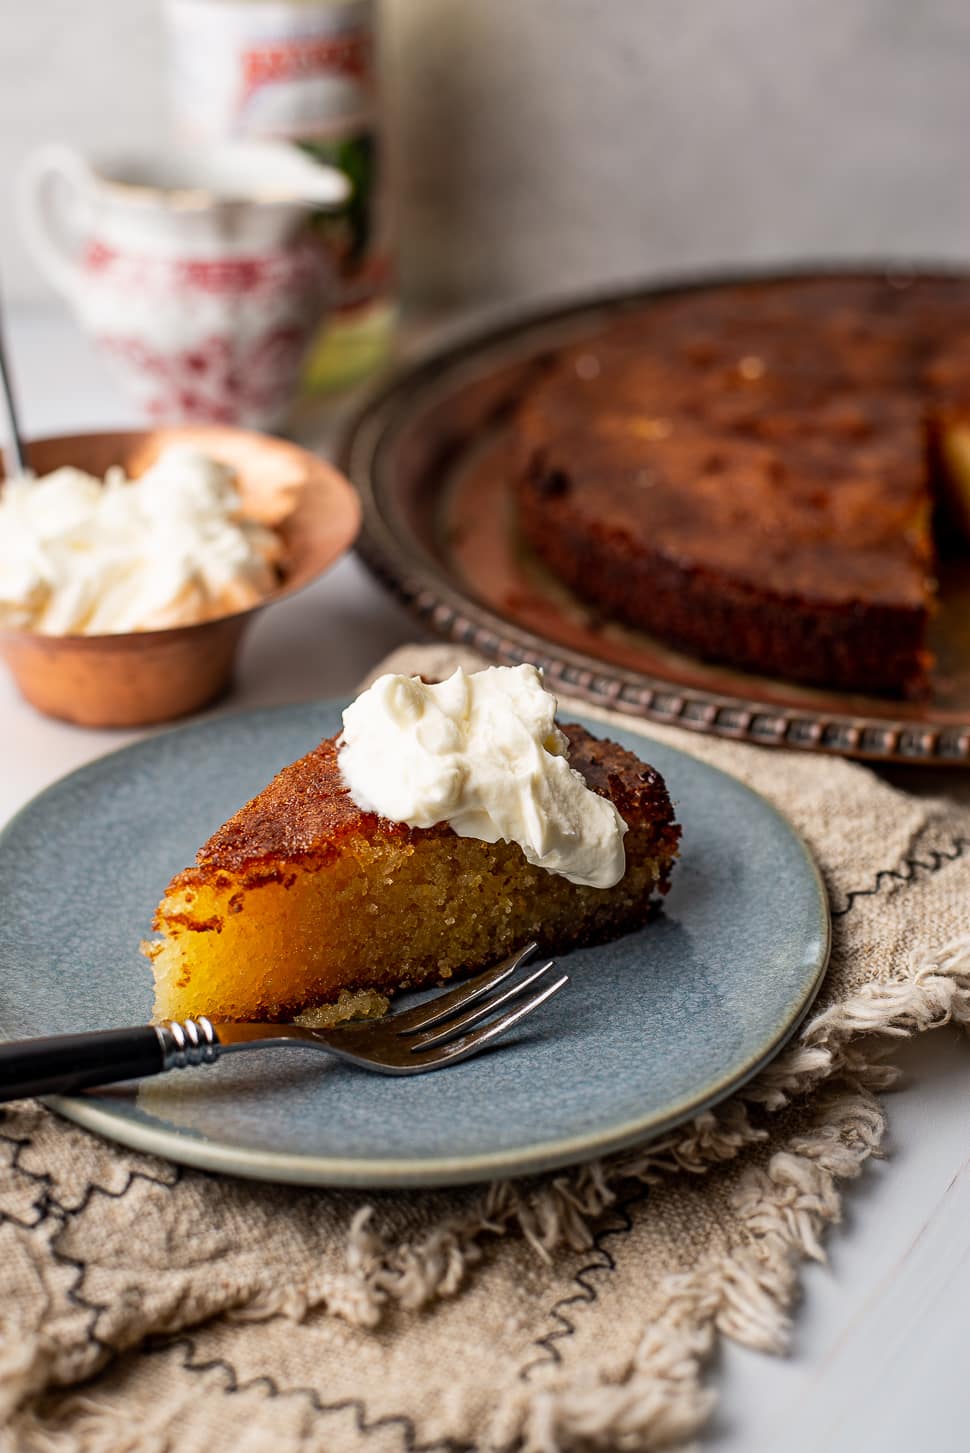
[519,275,970,608]
[192,724,677,876]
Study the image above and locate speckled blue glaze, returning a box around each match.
[0,701,829,1188]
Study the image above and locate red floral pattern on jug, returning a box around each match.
[83,241,329,426]
[82,240,327,299]
[98,326,310,425]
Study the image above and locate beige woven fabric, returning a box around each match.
[4,640,970,1453]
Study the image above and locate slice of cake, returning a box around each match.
[936,411,970,544]
[145,666,680,1024]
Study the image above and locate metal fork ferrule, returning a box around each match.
[155,1017,220,1071]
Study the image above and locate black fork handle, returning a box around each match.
[0,1027,165,1102]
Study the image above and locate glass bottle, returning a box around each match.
[164,0,396,393]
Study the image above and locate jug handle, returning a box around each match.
[18,145,94,303]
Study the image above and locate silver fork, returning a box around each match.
[0,944,568,1101]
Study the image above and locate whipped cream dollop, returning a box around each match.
[338,664,627,888]
[0,444,282,635]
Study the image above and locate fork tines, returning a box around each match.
[388,942,567,1060]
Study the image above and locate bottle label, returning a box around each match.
[239,30,373,128]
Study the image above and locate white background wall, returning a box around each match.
[2,0,970,308]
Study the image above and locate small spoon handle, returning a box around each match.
[0,289,26,478]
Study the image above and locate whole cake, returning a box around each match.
[515,275,970,697]
[146,667,680,1024]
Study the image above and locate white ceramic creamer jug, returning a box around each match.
[19,142,349,429]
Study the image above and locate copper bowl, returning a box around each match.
[0,426,360,727]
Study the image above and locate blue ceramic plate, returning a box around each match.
[0,701,829,1188]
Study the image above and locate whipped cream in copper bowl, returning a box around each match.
[0,443,283,635]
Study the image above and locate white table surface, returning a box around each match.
[3,306,969,1453]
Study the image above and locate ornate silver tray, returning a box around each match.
[340,271,970,765]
